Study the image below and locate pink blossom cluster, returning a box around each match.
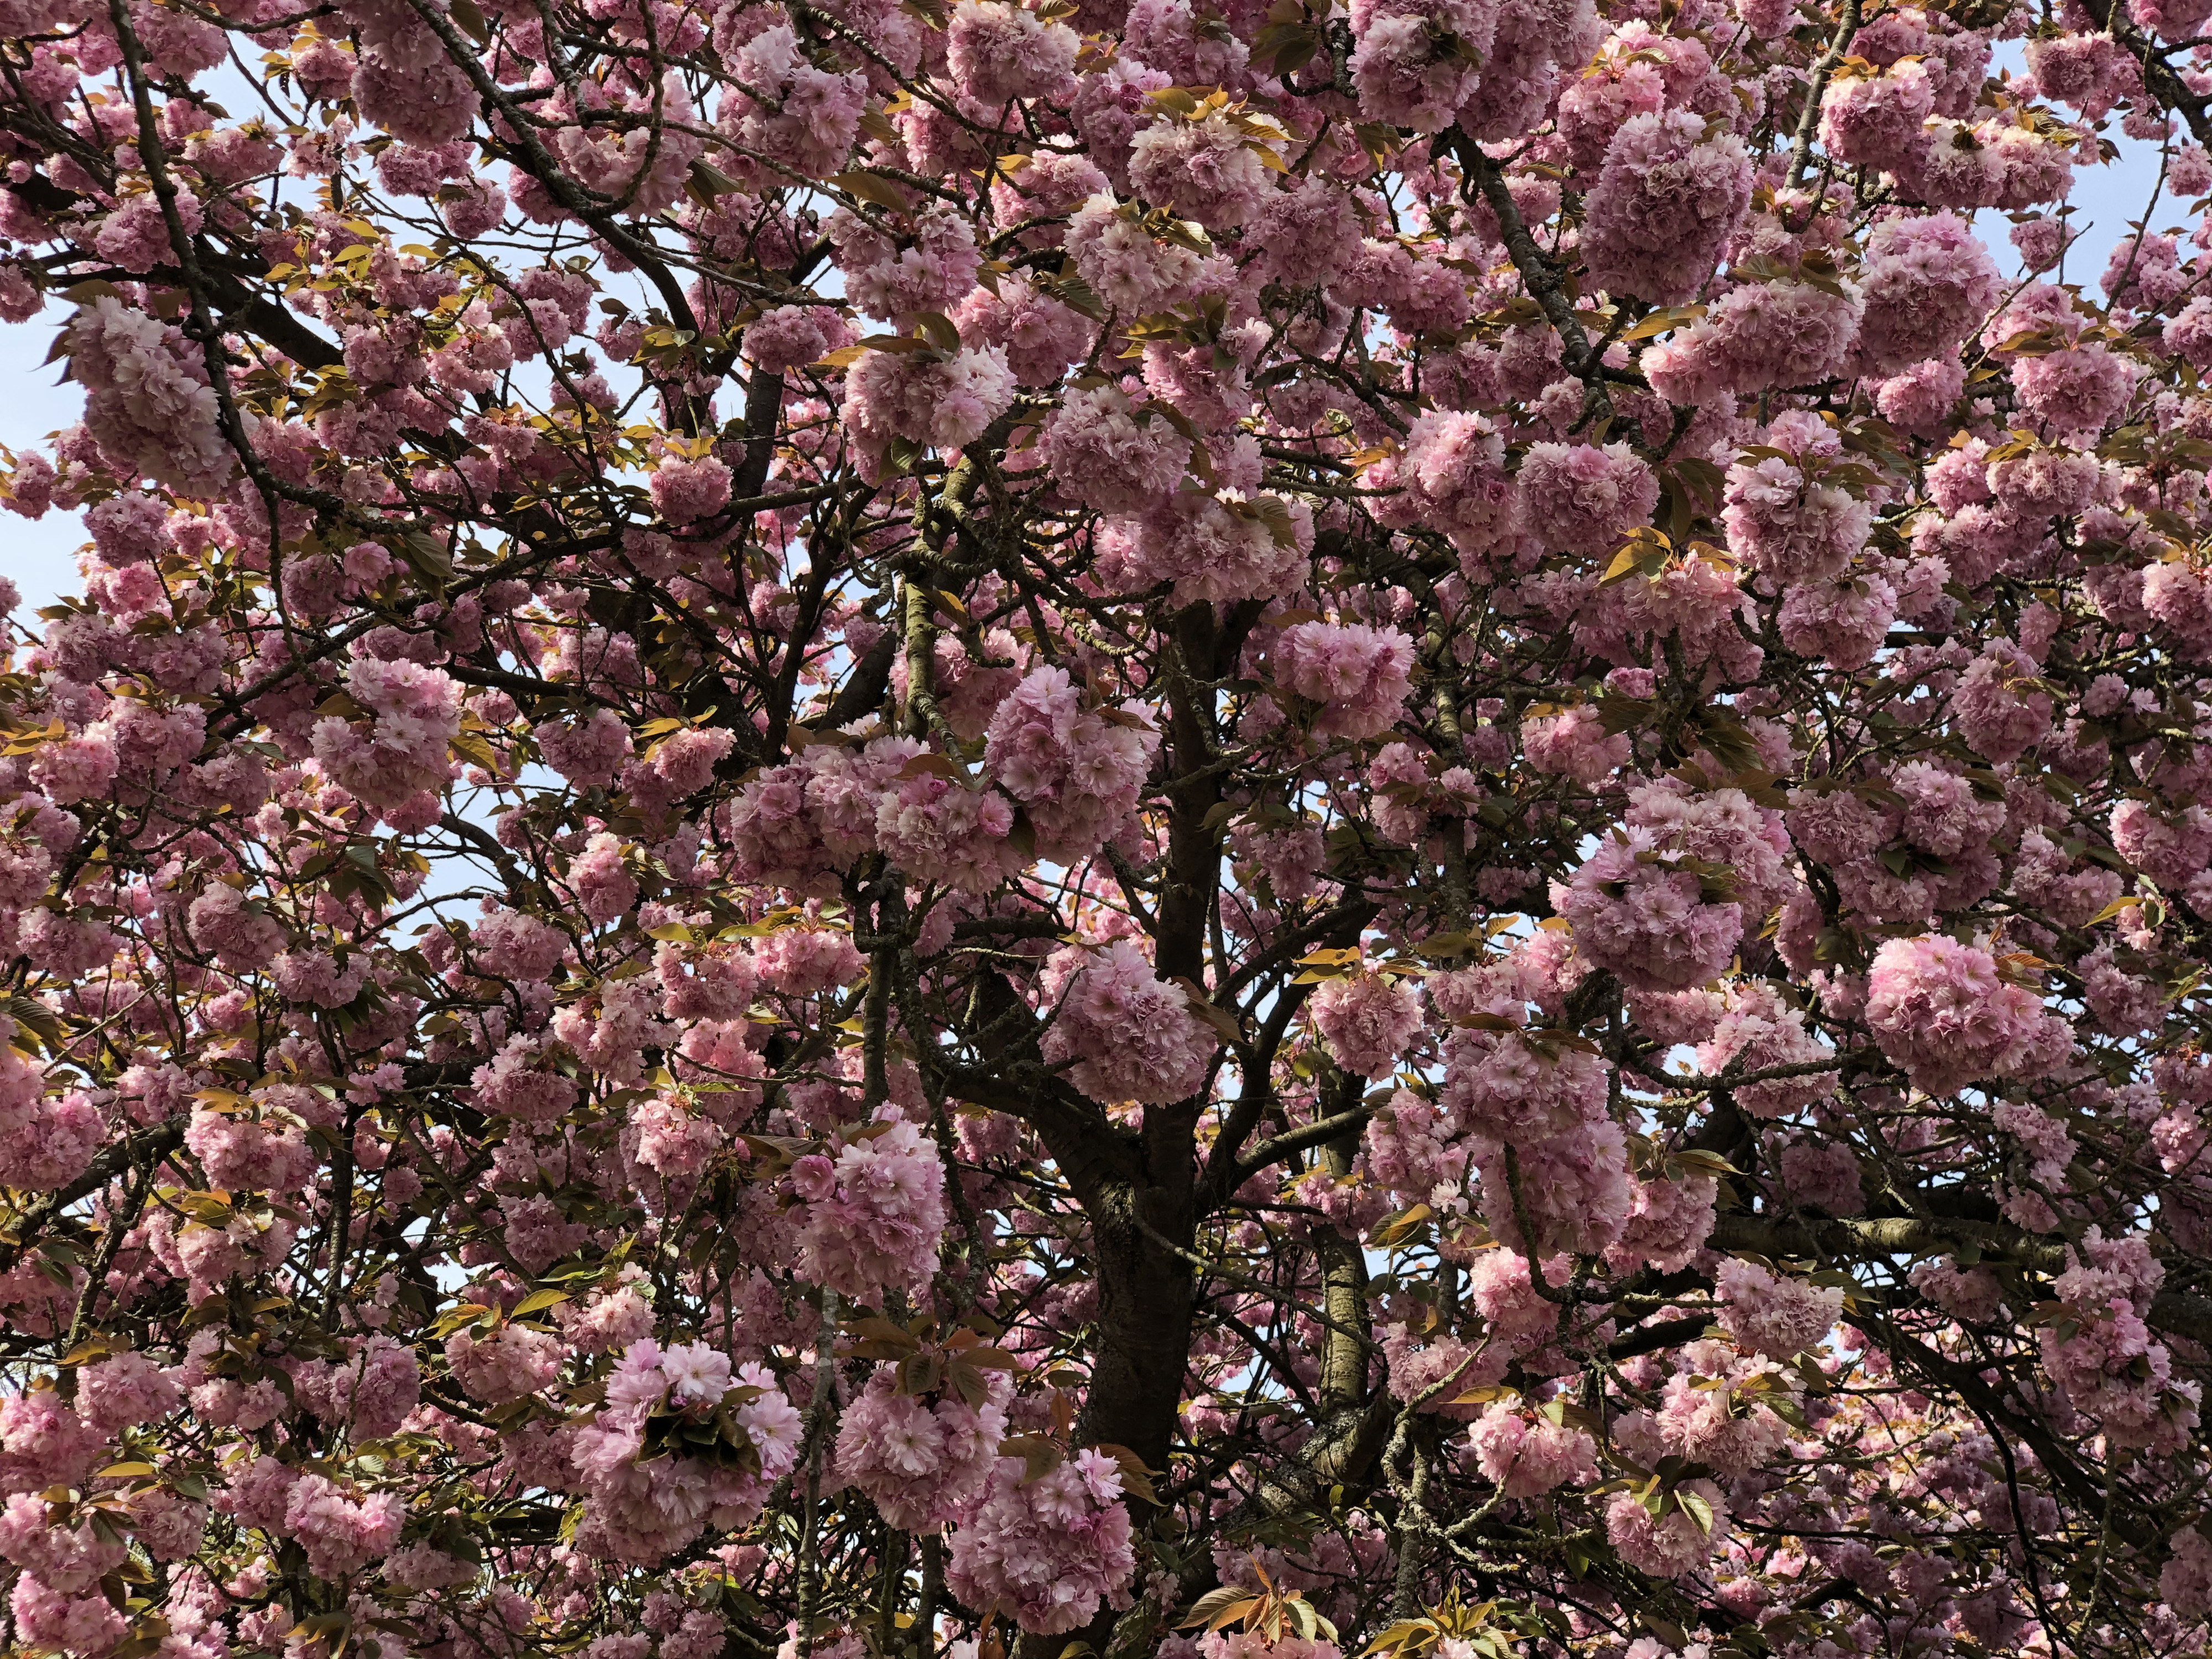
[0,1051,100,1192]
[310,657,464,816]
[4,0,2211,1640]
[1714,1258,1843,1359]
[983,667,1158,862]
[1039,940,1215,1105]
[1310,972,1422,1081]
[792,1119,948,1305]
[944,1452,1137,1635]
[1581,111,1754,305]
[569,1342,803,1563]
[1269,622,1417,740]
[1557,826,1740,995]
[1517,442,1660,558]
[1467,1400,1599,1496]
[1645,278,1866,405]
[832,1364,1008,1528]
[1864,935,2072,1096]
[1366,411,1522,567]
[67,298,232,493]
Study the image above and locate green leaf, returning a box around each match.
[1368,1203,1433,1249]
[831,170,913,212]
[916,312,962,354]
[1180,1588,1260,1632]
[1676,1487,1715,1535]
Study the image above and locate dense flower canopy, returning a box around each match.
[9,0,2212,1652]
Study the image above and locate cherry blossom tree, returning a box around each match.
[4,0,2212,1653]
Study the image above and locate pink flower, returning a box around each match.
[946,0,1079,106]
[1346,0,1498,131]
[1715,1257,1841,1358]
[1557,826,1740,995]
[76,1351,179,1434]
[471,1035,581,1124]
[722,27,867,181]
[833,1365,1008,1528]
[29,730,118,807]
[0,1089,103,1192]
[661,1340,734,1405]
[794,1119,948,1305]
[1041,941,1215,1105]
[11,1572,129,1656]
[1442,1022,1606,1141]
[310,656,463,810]
[1524,705,1631,785]
[1115,488,1313,606]
[634,1096,727,1185]
[0,1391,105,1492]
[746,305,854,374]
[1818,60,1934,173]
[568,832,639,924]
[1366,410,1521,567]
[1645,278,1865,405]
[1128,112,1271,229]
[952,276,1093,387]
[2164,1526,2212,1620]
[2112,799,2212,889]
[843,346,1016,472]
[1270,622,1416,740]
[1863,935,2071,1095]
[791,1154,838,1203]
[1310,972,1422,1081]
[832,203,984,327]
[755,927,862,998]
[352,35,479,145]
[874,769,1022,893]
[1066,193,1201,314]
[1468,1401,1598,1496]
[1517,441,1658,557]
[1721,451,1871,585]
[310,1336,421,1438]
[650,456,734,524]
[945,1454,1136,1634]
[445,1322,563,1405]
[2013,338,2141,439]
[1873,354,1968,436]
[1851,212,2001,376]
[1471,1119,1634,1258]
[283,1471,405,1577]
[1039,387,1190,515]
[0,1493,126,1593]
[85,490,171,568]
[274,946,371,1009]
[984,666,1157,862]
[67,297,232,492]
[1605,1478,1728,1577]
[1605,1174,1719,1274]
[832,204,978,327]
[1581,109,1752,304]
[1466,1249,1572,1353]
[1694,987,1836,1119]
[2038,1299,2198,1451]
[536,707,634,789]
